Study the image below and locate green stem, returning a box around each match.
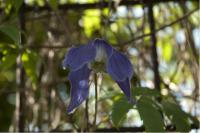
[85,98,89,131]
[93,73,98,130]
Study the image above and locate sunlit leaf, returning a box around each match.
[9,0,23,12]
[163,43,172,62]
[137,96,165,132]
[1,53,18,70]
[82,9,100,37]
[36,0,45,6]
[22,50,38,84]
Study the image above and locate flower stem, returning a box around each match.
[85,98,89,131]
[93,73,98,130]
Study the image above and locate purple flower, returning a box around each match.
[63,38,133,113]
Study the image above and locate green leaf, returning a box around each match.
[189,114,199,126]
[137,97,165,132]
[162,99,190,131]
[82,9,100,37]
[162,42,172,62]
[49,0,58,10]
[0,25,20,44]
[132,87,160,97]
[13,0,23,12]
[10,0,23,12]
[22,50,38,84]
[0,31,14,44]
[6,0,23,12]
[111,96,133,127]
[1,52,18,70]
[187,113,199,128]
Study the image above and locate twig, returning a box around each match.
[104,0,113,39]
[147,2,161,92]
[53,10,72,44]
[26,45,72,49]
[180,0,199,65]
[121,7,199,46]
[17,3,26,132]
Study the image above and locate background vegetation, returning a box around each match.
[0,0,199,132]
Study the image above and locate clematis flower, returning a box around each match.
[63,38,133,113]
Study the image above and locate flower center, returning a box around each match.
[90,45,108,73]
[90,61,106,73]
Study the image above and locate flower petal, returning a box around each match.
[63,45,95,70]
[106,50,133,81]
[91,38,113,60]
[67,65,91,113]
[116,78,131,100]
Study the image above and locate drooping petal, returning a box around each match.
[67,65,91,113]
[116,78,131,100]
[63,45,95,70]
[90,38,113,61]
[106,50,133,81]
